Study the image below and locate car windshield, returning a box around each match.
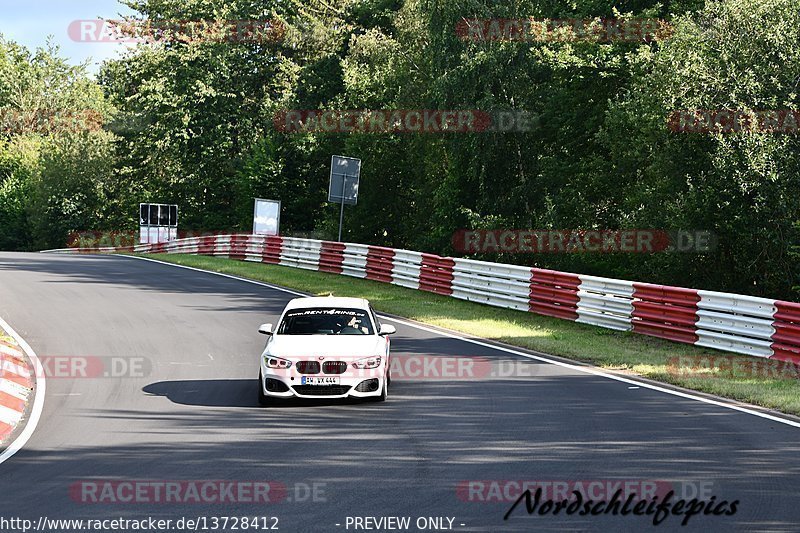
[277,308,374,335]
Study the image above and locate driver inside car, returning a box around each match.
[334,315,367,335]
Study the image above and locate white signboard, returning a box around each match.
[139,203,178,244]
[253,198,281,236]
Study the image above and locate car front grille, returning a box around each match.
[322,361,348,374]
[292,385,351,396]
[296,361,320,374]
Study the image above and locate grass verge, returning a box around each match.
[143,253,800,416]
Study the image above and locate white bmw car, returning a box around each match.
[257,296,396,405]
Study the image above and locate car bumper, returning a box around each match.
[260,369,386,399]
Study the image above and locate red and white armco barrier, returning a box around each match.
[0,336,33,444]
[48,234,800,364]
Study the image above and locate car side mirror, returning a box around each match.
[379,324,397,336]
[258,323,273,336]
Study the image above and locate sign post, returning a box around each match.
[337,174,348,242]
[328,155,361,242]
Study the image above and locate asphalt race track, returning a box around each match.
[1,252,799,532]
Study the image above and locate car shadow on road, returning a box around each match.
[143,379,377,409]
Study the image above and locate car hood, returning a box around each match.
[264,335,386,359]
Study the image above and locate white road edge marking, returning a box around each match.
[0,315,47,465]
[121,254,800,429]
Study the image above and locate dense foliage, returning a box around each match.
[1,0,799,299]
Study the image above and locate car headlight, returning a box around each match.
[352,356,382,369]
[263,355,292,369]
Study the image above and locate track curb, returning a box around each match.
[0,328,35,448]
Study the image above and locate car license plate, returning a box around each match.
[301,376,339,386]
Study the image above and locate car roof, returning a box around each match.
[284,296,370,311]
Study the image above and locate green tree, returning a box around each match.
[0,38,114,250]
